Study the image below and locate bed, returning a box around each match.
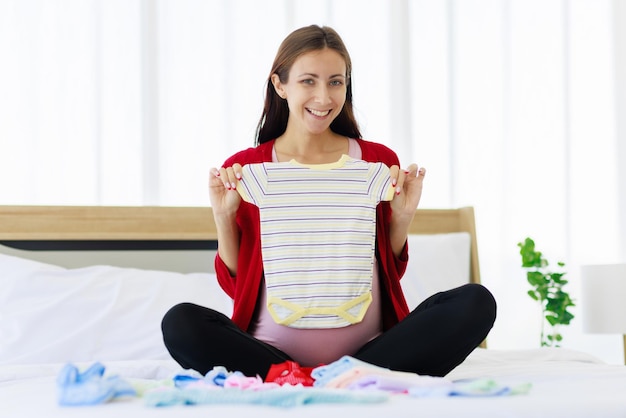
[1,205,626,417]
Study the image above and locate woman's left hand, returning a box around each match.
[389,163,426,217]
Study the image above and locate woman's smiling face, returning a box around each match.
[272,48,348,136]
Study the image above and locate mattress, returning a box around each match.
[2,348,626,417]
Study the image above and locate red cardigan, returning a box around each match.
[214,138,410,332]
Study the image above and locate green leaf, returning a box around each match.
[562,310,575,324]
[518,238,547,268]
[527,271,548,286]
[546,315,559,326]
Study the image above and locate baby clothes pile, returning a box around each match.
[56,356,531,408]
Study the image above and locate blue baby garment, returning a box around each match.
[57,362,136,406]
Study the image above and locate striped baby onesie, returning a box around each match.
[236,154,395,329]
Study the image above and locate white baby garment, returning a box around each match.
[237,155,395,329]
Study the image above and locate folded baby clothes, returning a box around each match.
[56,362,136,406]
[347,373,452,393]
[144,386,389,408]
[408,378,532,398]
[174,367,279,390]
[311,356,373,387]
[312,356,531,398]
[173,366,234,389]
[312,356,452,393]
[265,360,316,387]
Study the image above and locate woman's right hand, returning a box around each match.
[209,164,243,217]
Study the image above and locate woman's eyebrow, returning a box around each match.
[297,73,346,79]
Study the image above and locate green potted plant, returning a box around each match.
[517,237,575,347]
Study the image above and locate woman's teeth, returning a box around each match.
[308,109,331,117]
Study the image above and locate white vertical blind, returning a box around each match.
[0,0,623,363]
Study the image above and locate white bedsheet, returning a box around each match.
[2,348,626,418]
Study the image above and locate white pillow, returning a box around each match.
[0,253,232,365]
[0,234,470,365]
[401,233,471,310]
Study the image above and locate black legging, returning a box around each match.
[161,283,496,379]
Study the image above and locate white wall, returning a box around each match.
[615,0,626,259]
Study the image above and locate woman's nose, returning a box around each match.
[314,85,331,104]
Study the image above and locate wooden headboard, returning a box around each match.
[0,205,480,284]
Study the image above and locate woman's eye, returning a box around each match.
[301,79,314,85]
[330,80,343,86]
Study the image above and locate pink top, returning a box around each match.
[251,138,383,366]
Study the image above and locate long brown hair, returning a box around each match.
[255,25,361,146]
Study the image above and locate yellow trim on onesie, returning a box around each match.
[267,291,373,327]
[287,154,351,170]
